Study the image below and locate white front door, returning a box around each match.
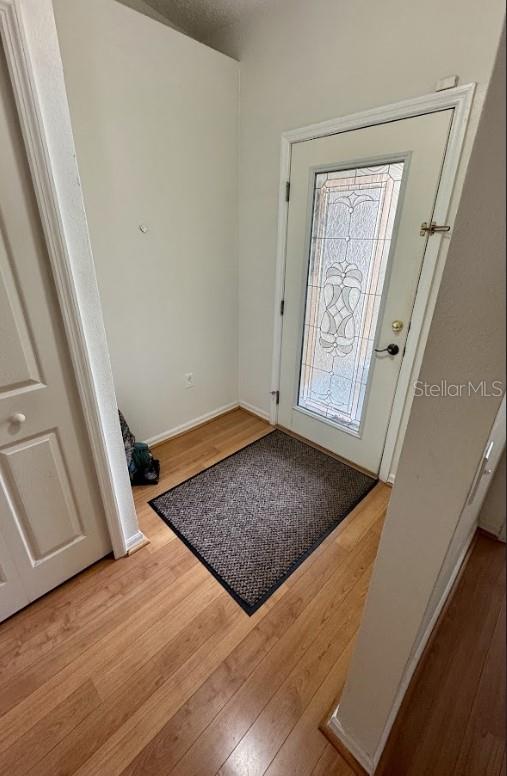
[278,110,453,474]
[0,45,110,622]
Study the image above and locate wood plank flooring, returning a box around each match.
[377,530,506,776]
[0,409,387,776]
[0,408,504,776]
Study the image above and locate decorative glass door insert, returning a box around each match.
[298,162,405,435]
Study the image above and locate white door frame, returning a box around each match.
[271,84,475,481]
[0,0,145,557]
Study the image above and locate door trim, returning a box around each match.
[271,84,475,481]
[0,0,144,557]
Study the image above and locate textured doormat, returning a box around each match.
[149,430,377,615]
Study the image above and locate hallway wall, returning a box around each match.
[335,28,506,765]
[54,0,239,442]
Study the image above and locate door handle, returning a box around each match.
[374,344,399,356]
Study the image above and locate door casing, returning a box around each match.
[270,84,475,483]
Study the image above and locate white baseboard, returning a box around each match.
[329,525,476,774]
[478,517,506,543]
[370,524,476,769]
[144,402,239,447]
[239,400,271,421]
[125,530,148,554]
[327,711,374,774]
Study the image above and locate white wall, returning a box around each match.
[209,0,506,420]
[114,0,180,29]
[53,0,239,442]
[334,29,506,767]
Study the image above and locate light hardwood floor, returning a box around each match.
[0,408,503,775]
[0,408,387,775]
[377,530,506,776]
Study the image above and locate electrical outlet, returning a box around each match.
[184,372,194,389]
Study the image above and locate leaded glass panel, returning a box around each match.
[298,162,404,434]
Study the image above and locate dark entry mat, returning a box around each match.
[150,430,377,614]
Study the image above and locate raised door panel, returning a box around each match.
[0,428,106,601]
[0,432,84,563]
[0,226,43,396]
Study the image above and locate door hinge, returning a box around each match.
[420,221,451,237]
[271,390,280,405]
[285,181,291,202]
[280,299,285,316]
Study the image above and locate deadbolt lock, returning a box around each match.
[391,320,404,333]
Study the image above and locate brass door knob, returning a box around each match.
[391,320,404,333]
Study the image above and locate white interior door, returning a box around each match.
[278,110,453,474]
[0,527,29,621]
[0,44,110,621]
